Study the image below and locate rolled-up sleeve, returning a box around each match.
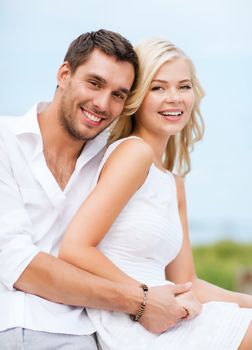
[0,137,40,290]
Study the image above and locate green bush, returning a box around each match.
[192,240,252,291]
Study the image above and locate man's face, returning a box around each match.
[57,49,135,141]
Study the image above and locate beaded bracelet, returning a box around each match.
[130,284,149,322]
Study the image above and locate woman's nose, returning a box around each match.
[165,89,182,103]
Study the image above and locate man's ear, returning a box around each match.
[57,62,72,89]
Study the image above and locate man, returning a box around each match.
[0,29,190,349]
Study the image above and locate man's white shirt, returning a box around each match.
[0,103,107,334]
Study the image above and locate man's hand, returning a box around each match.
[176,290,202,320]
[139,282,192,333]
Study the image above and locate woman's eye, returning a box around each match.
[151,86,164,91]
[180,85,192,91]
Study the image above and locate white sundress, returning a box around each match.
[87,137,252,350]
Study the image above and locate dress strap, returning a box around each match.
[90,136,144,190]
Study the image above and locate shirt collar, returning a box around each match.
[13,102,47,137]
[75,129,109,172]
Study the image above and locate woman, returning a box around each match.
[59,38,252,349]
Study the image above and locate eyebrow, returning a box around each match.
[152,79,192,84]
[88,74,107,85]
[88,74,130,95]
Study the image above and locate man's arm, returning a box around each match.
[15,252,191,333]
[14,251,139,310]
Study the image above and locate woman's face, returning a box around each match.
[135,58,195,138]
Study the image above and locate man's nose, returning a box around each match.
[93,92,110,112]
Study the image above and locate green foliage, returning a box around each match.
[193,240,252,291]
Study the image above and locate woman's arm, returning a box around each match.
[59,138,153,286]
[58,139,192,329]
[165,176,252,308]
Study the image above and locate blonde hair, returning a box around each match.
[109,38,205,176]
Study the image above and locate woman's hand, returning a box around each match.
[140,282,192,333]
[176,291,202,320]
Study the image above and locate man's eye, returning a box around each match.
[89,80,100,88]
[113,92,126,100]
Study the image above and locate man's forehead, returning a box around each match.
[83,49,120,67]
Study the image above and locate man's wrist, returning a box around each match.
[130,284,149,321]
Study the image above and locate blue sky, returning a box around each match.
[1,0,251,244]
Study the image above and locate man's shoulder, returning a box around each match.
[0,116,24,148]
[0,115,22,129]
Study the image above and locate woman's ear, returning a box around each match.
[56,62,72,90]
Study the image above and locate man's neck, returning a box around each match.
[38,103,86,190]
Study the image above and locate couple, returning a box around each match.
[0,29,251,349]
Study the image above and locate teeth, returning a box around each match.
[161,111,182,116]
[83,110,101,122]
